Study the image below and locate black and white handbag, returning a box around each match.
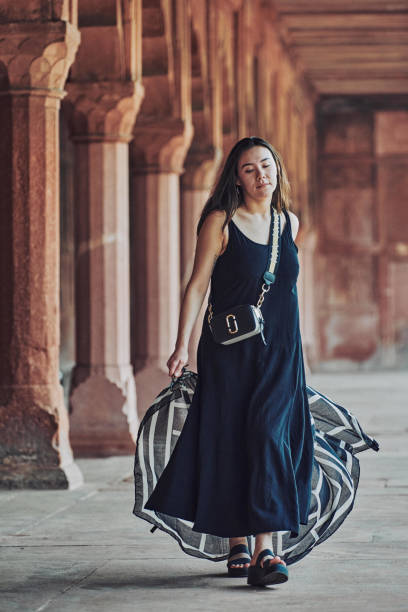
[207,203,281,346]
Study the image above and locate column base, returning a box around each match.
[0,384,83,490]
[69,364,138,457]
[134,363,172,420]
[0,464,77,490]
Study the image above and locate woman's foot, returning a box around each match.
[249,549,286,568]
[228,537,251,571]
[248,534,288,586]
[247,549,289,586]
[250,533,286,568]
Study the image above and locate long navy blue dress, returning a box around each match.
[144,208,314,538]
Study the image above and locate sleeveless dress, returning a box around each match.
[144,209,315,538]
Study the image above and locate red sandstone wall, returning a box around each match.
[316,103,408,367]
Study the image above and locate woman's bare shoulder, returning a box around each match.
[199,210,229,256]
[287,210,299,238]
[202,209,228,227]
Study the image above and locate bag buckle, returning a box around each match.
[256,283,271,308]
[225,313,238,334]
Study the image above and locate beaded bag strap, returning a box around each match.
[256,206,281,308]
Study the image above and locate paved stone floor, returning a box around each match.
[1,372,407,612]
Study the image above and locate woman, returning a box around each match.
[140,137,377,586]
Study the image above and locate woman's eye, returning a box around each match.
[245,169,254,173]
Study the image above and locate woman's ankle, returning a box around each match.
[229,536,248,548]
[253,532,272,552]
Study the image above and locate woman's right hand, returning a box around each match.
[167,345,189,378]
[165,210,226,380]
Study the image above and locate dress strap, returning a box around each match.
[282,208,291,235]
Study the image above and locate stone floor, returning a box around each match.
[1,372,407,612]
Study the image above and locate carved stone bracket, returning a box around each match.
[64,80,144,141]
[0,22,80,94]
[182,145,223,190]
[132,118,194,174]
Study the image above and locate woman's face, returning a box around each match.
[236,146,278,203]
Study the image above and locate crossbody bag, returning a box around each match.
[207,203,281,346]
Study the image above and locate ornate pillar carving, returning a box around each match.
[0,21,82,488]
[64,80,144,456]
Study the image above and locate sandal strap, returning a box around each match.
[228,544,250,558]
[227,556,250,567]
[256,549,275,567]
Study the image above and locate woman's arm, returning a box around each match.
[167,210,227,378]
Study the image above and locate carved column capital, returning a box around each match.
[0,22,80,96]
[182,145,223,190]
[132,118,194,174]
[64,80,144,142]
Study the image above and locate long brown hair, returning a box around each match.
[197,137,291,235]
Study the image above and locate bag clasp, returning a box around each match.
[226,313,238,334]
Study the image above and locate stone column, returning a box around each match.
[297,230,318,373]
[131,120,193,418]
[0,22,82,488]
[65,81,144,456]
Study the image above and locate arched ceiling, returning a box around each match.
[269,0,408,95]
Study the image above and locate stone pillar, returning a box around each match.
[65,81,143,456]
[131,120,193,418]
[297,230,318,373]
[60,115,77,407]
[0,22,82,488]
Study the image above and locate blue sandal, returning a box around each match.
[227,544,251,577]
[247,549,289,586]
